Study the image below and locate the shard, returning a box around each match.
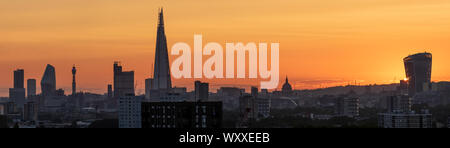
[152,8,172,90]
[41,64,56,96]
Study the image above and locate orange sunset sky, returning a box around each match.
[1,0,450,96]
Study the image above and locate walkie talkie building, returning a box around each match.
[403,52,432,96]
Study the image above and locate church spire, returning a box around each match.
[282,75,293,95]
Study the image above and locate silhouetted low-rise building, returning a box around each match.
[23,102,37,121]
[257,98,271,118]
[378,110,432,128]
[238,94,270,126]
[195,81,209,101]
[141,101,222,128]
[0,115,8,128]
[239,95,257,125]
[9,88,25,111]
[118,94,141,128]
[335,95,359,118]
[4,102,16,114]
[55,89,65,96]
[218,87,243,97]
[386,95,411,113]
[149,89,187,102]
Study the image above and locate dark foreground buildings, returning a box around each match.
[141,101,222,128]
[378,111,432,128]
[0,115,7,128]
[334,91,360,118]
[195,81,209,101]
[378,94,432,128]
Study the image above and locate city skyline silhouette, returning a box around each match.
[2,0,450,96]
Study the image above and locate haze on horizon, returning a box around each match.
[1,0,450,96]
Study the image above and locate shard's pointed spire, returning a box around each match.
[158,8,164,26]
[286,75,288,83]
